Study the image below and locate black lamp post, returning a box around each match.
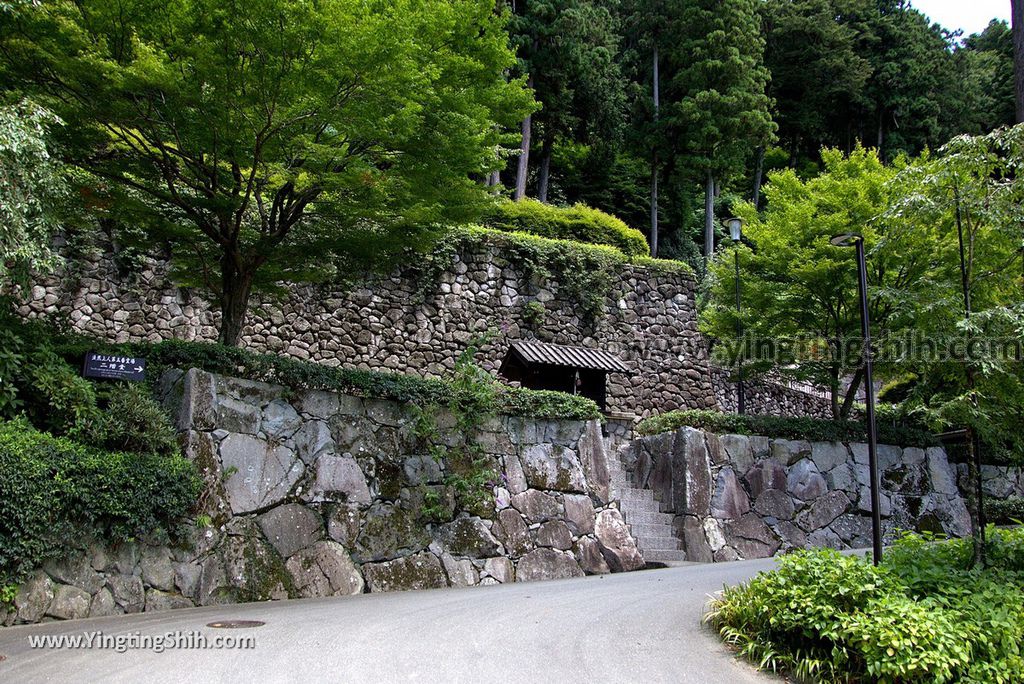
[726,217,746,415]
[831,232,883,566]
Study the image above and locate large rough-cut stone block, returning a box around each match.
[562,494,596,535]
[502,450,529,495]
[753,489,795,520]
[679,516,713,563]
[743,459,787,499]
[483,556,515,583]
[47,585,91,621]
[807,528,844,550]
[307,454,371,504]
[174,368,217,432]
[326,504,362,548]
[520,443,586,493]
[402,455,443,486]
[297,390,339,420]
[578,420,610,503]
[674,427,712,516]
[826,462,858,494]
[286,541,364,597]
[811,442,849,472]
[195,533,291,605]
[797,490,850,532]
[710,467,751,520]
[213,395,262,434]
[257,504,323,558]
[787,458,827,502]
[878,444,904,472]
[774,521,807,551]
[771,439,812,465]
[144,590,195,612]
[89,588,122,617]
[493,508,531,557]
[363,552,447,592]
[441,554,479,587]
[536,521,573,550]
[352,503,430,563]
[15,572,54,623]
[926,448,958,495]
[594,509,645,572]
[293,421,335,464]
[516,548,585,582]
[510,489,559,523]
[574,537,611,574]
[262,399,303,438]
[720,434,755,471]
[220,433,304,514]
[433,517,502,558]
[830,514,873,547]
[724,514,781,559]
[107,574,145,614]
[140,546,176,592]
[43,554,104,595]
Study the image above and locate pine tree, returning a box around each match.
[662,0,775,265]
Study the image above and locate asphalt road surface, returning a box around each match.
[0,556,791,683]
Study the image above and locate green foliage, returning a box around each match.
[522,301,546,328]
[0,418,200,585]
[483,199,649,257]
[986,497,1024,526]
[708,532,1024,683]
[636,408,937,448]
[0,0,533,344]
[0,98,65,285]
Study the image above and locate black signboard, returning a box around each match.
[83,352,146,382]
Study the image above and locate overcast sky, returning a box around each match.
[910,0,1011,36]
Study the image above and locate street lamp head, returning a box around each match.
[726,217,744,242]
[830,232,863,247]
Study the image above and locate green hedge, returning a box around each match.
[0,419,201,585]
[707,531,1024,682]
[48,336,602,422]
[986,497,1024,525]
[636,409,938,448]
[482,198,650,257]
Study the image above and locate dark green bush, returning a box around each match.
[482,198,650,257]
[986,496,1024,525]
[0,419,201,584]
[708,531,1024,683]
[637,408,938,448]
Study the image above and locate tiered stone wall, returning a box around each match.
[956,463,1024,503]
[15,236,833,419]
[3,369,645,627]
[620,427,971,562]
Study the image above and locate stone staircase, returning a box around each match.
[606,445,687,563]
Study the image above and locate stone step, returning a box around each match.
[628,522,674,539]
[618,497,661,514]
[622,511,674,526]
[642,549,688,562]
[637,536,683,551]
[618,488,654,503]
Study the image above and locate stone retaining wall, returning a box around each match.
[3,370,646,627]
[621,428,972,562]
[955,463,1024,503]
[14,235,833,419]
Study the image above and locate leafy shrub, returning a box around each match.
[76,383,180,457]
[482,198,650,257]
[985,497,1024,525]
[637,408,937,448]
[0,419,200,585]
[708,532,1024,683]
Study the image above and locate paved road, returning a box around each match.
[0,557,787,684]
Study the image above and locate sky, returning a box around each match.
[910,0,1011,37]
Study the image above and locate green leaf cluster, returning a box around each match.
[708,529,1024,683]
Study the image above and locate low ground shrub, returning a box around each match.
[0,419,200,585]
[707,530,1024,683]
[481,198,649,257]
[986,497,1024,525]
[636,408,937,448]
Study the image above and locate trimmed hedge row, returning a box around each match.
[636,408,938,448]
[50,336,603,422]
[0,419,201,585]
[481,198,650,258]
[986,497,1024,525]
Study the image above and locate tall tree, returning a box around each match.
[662,0,775,265]
[507,0,625,203]
[1,0,532,345]
[1013,0,1024,122]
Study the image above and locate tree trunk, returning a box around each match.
[1014,0,1024,122]
[218,255,255,347]
[839,367,865,420]
[650,44,660,258]
[514,75,534,201]
[486,170,501,187]
[829,362,841,420]
[704,170,715,264]
[537,133,553,202]
[752,145,765,210]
